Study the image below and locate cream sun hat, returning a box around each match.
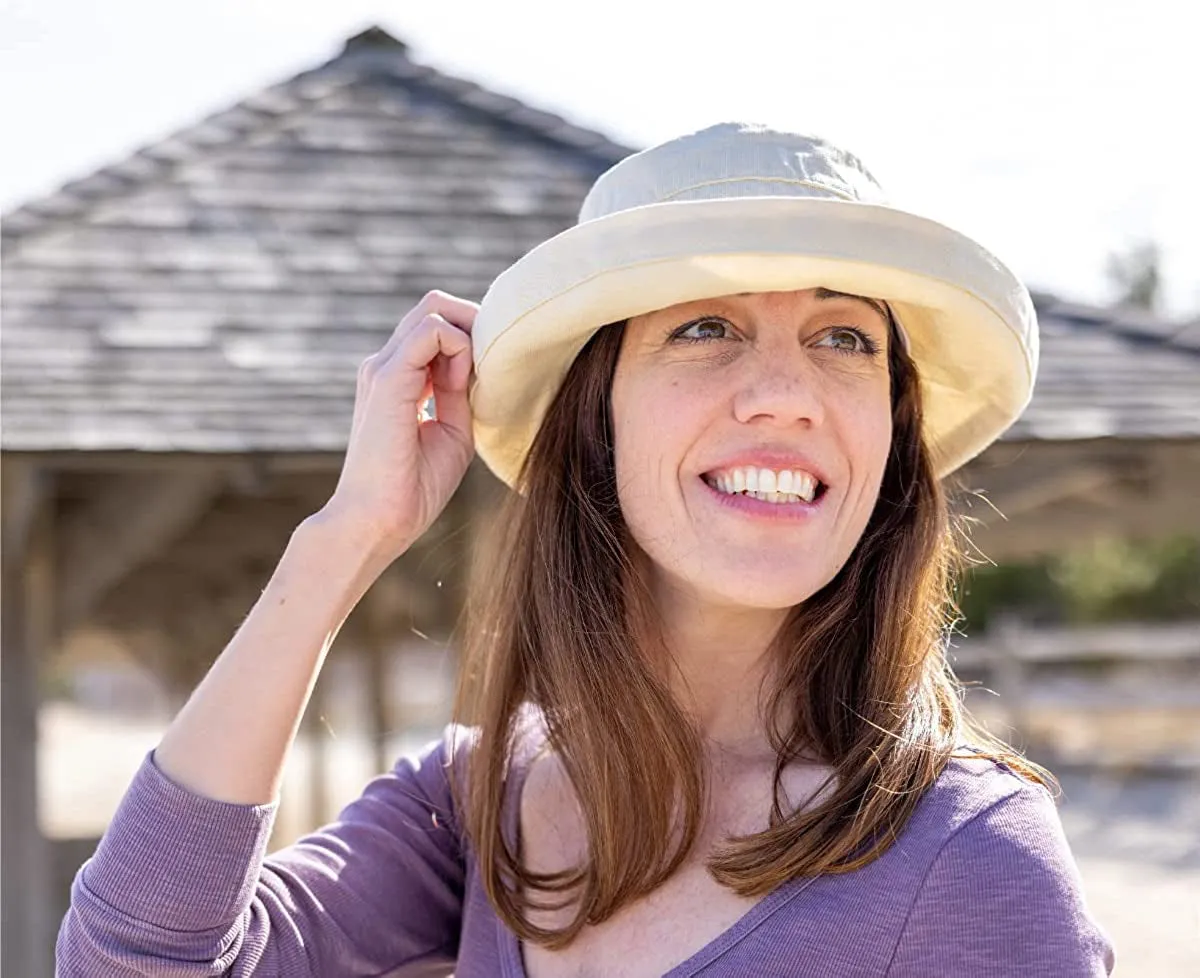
[469,122,1038,488]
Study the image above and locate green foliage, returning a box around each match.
[956,535,1200,631]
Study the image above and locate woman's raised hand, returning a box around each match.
[149,292,478,808]
[322,290,479,561]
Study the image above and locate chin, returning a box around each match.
[688,561,838,611]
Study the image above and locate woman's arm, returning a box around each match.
[152,510,393,805]
[885,782,1115,977]
[152,288,478,806]
[57,729,466,976]
[53,291,481,975]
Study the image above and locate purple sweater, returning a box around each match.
[58,716,1114,977]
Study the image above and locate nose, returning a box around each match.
[731,353,825,429]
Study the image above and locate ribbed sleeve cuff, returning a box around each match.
[79,750,279,932]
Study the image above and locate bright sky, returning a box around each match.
[2,0,1196,316]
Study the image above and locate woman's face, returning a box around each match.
[611,288,894,612]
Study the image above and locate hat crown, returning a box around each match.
[579,122,889,223]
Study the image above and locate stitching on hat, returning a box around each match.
[657,177,859,203]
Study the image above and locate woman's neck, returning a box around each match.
[653,580,791,759]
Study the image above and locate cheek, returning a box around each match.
[610,373,707,537]
[819,371,892,503]
[844,390,894,503]
[611,374,694,474]
[614,386,666,503]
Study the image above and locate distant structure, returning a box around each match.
[2,25,1199,976]
[0,26,626,975]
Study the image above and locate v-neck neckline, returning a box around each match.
[499,873,816,978]
[494,710,819,977]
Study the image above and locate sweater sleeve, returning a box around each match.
[886,781,1115,978]
[56,728,467,977]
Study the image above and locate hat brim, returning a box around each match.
[471,196,1037,488]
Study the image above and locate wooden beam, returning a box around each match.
[973,462,1121,520]
[954,621,1200,665]
[966,477,1200,561]
[1,450,342,474]
[1,456,46,571]
[56,471,224,635]
[957,438,1200,560]
[1,461,54,978]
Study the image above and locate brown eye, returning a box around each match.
[673,318,731,342]
[815,327,877,355]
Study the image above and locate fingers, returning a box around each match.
[415,290,479,332]
[375,290,479,366]
[351,291,477,439]
[396,314,470,376]
[357,314,472,412]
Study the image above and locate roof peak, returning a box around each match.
[2,24,631,236]
[340,25,410,58]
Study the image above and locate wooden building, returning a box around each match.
[2,26,1198,975]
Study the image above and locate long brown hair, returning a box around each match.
[451,310,1051,948]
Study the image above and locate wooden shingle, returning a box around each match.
[1,27,627,453]
[3,28,1198,454]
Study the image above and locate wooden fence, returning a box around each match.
[950,620,1200,772]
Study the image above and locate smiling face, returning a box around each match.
[610,288,895,612]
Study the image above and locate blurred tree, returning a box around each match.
[956,535,1200,632]
[1106,241,1162,311]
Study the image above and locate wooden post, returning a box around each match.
[305,670,330,828]
[363,588,392,776]
[993,616,1029,747]
[1,460,54,978]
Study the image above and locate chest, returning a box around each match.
[520,855,759,978]
[516,754,833,978]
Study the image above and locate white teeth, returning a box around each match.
[707,466,821,504]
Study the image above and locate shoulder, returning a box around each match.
[874,750,1061,875]
[432,704,550,838]
[907,752,1086,907]
[915,750,1051,836]
[915,753,1074,895]
[867,752,1073,905]
[883,753,1115,976]
[439,703,548,787]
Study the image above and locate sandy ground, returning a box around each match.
[1055,768,1200,975]
[37,703,1200,976]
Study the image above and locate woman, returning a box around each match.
[58,123,1114,976]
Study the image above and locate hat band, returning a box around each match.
[658,176,860,204]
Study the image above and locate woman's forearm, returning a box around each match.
[153,509,392,805]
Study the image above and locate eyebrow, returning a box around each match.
[811,287,889,321]
[730,288,889,321]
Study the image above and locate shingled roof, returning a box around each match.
[3,29,1198,453]
[1009,294,1200,441]
[1,27,628,452]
